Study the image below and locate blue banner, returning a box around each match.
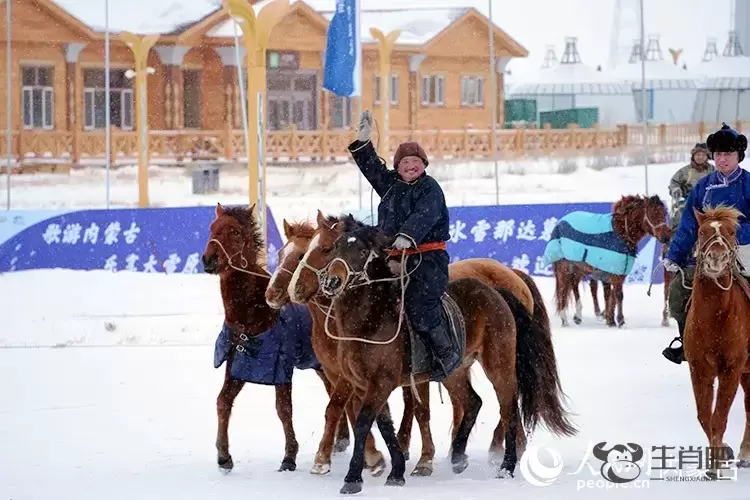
[323,0,361,97]
[0,206,284,274]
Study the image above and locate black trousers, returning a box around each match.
[395,250,449,334]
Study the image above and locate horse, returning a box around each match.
[315,224,577,494]
[279,210,562,476]
[683,205,750,478]
[545,194,672,327]
[201,203,350,473]
[264,215,388,477]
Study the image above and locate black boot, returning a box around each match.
[662,319,685,364]
[423,320,461,382]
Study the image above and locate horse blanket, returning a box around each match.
[214,302,320,386]
[542,211,636,276]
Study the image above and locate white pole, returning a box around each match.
[232,20,251,199]
[639,0,649,195]
[356,0,363,213]
[104,0,111,208]
[5,0,11,209]
[489,0,499,205]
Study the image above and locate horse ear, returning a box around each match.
[693,207,705,225]
[316,209,327,229]
[283,219,293,238]
[215,202,224,217]
[248,203,257,216]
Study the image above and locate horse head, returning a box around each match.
[265,219,315,309]
[288,210,364,304]
[613,194,672,245]
[320,225,393,299]
[694,205,742,280]
[202,202,264,276]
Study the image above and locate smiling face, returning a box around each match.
[713,151,740,176]
[397,156,425,182]
[265,220,314,309]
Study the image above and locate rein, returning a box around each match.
[209,237,271,279]
[694,229,739,292]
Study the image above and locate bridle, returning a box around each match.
[623,199,669,244]
[207,237,270,279]
[695,223,739,292]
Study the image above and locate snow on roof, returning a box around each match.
[508,37,631,96]
[206,1,469,45]
[50,0,222,34]
[609,36,699,90]
[695,56,750,90]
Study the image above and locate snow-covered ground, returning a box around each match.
[2,158,749,499]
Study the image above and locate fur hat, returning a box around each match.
[706,123,747,162]
[393,141,429,169]
[690,142,708,157]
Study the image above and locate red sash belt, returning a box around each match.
[385,241,447,257]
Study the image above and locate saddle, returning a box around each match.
[404,292,467,382]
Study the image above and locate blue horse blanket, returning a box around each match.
[213,302,320,386]
[542,211,636,276]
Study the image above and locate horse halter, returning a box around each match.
[322,249,381,297]
[695,224,738,291]
[208,237,270,278]
[623,199,668,241]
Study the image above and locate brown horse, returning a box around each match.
[281,210,558,475]
[201,203,349,474]
[683,205,750,478]
[550,194,672,327]
[265,215,388,477]
[316,224,577,494]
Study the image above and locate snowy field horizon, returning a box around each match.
[2,156,749,499]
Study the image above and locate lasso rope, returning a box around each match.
[208,237,270,279]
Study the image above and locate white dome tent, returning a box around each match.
[693,32,750,122]
[506,37,636,126]
[610,35,700,123]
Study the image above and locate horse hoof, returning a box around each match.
[310,462,331,475]
[334,437,350,453]
[410,462,434,476]
[386,476,406,487]
[218,455,234,473]
[496,465,516,479]
[661,319,670,327]
[278,457,296,472]
[339,482,363,495]
[452,453,469,474]
[368,456,386,477]
[573,316,582,325]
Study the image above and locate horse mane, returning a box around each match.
[223,205,264,255]
[288,220,316,239]
[612,194,664,213]
[347,225,394,279]
[326,213,367,233]
[701,204,744,226]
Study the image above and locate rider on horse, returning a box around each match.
[347,110,460,381]
[662,123,749,364]
[668,142,714,232]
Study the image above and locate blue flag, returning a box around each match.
[323,0,361,97]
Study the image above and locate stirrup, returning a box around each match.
[666,337,682,349]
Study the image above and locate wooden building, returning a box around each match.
[0,0,527,144]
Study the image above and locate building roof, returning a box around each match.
[695,56,750,90]
[609,36,700,90]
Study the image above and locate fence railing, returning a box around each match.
[2,121,747,165]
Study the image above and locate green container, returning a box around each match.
[504,98,537,127]
[538,107,599,129]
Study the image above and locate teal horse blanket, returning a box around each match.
[542,211,636,276]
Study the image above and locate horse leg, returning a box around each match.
[442,367,482,474]
[311,377,354,475]
[662,270,673,327]
[738,372,750,466]
[590,280,602,318]
[396,386,414,462]
[572,280,582,324]
[349,393,387,476]
[604,280,617,327]
[275,384,299,471]
[602,282,612,320]
[614,279,625,327]
[554,262,571,327]
[707,366,743,478]
[481,358,520,478]
[340,385,404,494]
[409,382,435,477]
[316,370,350,453]
[216,365,244,473]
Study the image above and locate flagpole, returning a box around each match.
[105,0,111,208]
[5,0,11,209]
[639,0,649,195]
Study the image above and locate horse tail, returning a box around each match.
[494,287,578,438]
[512,269,551,333]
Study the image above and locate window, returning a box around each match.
[82,69,134,130]
[421,75,445,106]
[182,69,202,129]
[22,66,54,130]
[460,76,484,107]
[373,73,399,106]
[331,94,351,129]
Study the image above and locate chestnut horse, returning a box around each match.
[316,225,577,494]
[683,205,750,478]
[201,203,349,473]
[277,210,560,476]
[548,194,672,327]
